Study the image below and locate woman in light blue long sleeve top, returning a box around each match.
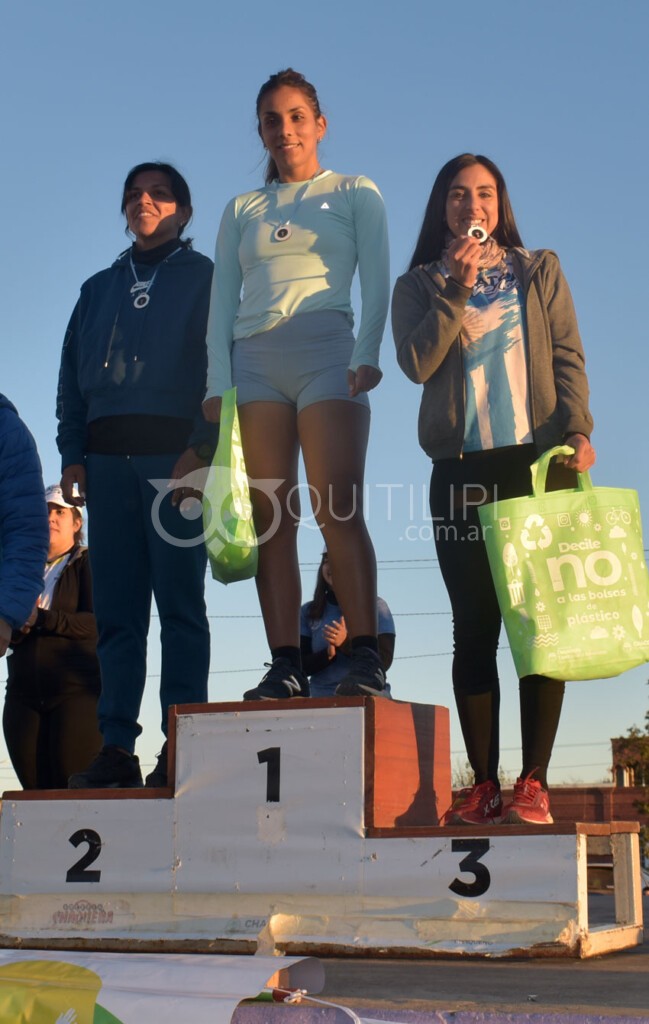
[203,68,390,700]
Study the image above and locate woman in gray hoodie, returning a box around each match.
[392,154,595,828]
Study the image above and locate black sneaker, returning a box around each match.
[243,658,310,700]
[68,746,143,789]
[145,741,168,787]
[335,647,387,697]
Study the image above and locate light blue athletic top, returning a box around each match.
[205,170,390,398]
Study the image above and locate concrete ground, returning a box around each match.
[234,894,648,1023]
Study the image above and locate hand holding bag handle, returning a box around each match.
[530,444,594,498]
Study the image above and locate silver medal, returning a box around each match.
[128,248,182,311]
[130,279,152,309]
[270,172,325,244]
[468,222,488,244]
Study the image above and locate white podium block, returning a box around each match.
[0,795,175,943]
[0,798,174,895]
[171,694,450,816]
[174,705,365,895]
[0,697,641,958]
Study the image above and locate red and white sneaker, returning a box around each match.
[440,780,502,826]
[501,773,553,824]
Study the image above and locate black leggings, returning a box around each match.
[3,687,102,790]
[430,445,575,789]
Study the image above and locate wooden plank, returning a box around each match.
[365,700,451,828]
[612,831,643,926]
[576,832,590,938]
[608,820,640,834]
[173,697,367,715]
[366,821,641,839]
[580,924,644,957]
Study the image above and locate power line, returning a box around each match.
[498,763,610,770]
[393,652,452,660]
[146,650,457,678]
[452,741,611,755]
[145,645,522,678]
[303,561,440,569]
[379,564,440,571]
[153,611,452,620]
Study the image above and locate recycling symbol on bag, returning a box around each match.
[520,513,552,551]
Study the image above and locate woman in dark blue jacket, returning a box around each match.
[56,162,216,789]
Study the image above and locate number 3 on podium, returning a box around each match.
[450,838,491,897]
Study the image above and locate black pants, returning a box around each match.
[3,684,102,790]
[430,445,575,788]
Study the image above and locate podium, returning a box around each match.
[0,698,642,958]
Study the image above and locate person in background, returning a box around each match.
[203,69,389,701]
[391,154,595,826]
[0,395,48,659]
[301,551,395,697]
[3,485,102,789]
[56,162,216,789]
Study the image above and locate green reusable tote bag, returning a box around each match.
[478,445,649,680]
[202,387,258,584]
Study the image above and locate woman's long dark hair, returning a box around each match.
[307,552,331,623]
[120,161,193,244]
[256,68,324,185]
[408,154,524,269]
[71,507,84,546]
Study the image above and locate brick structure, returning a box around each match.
[525,785,647,825]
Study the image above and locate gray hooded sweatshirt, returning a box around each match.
[391,248,593,461]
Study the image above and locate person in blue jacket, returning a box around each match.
[0,395,49,658]
[56,162,217,789]
[300,551,395,697]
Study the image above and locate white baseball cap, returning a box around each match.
[45,484,76,508]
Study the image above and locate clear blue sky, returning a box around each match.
[1,0,647,787]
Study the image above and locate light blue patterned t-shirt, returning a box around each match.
[460,257,532,452]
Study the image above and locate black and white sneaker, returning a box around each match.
[335,647,387,697]
[145,741,169,787]
[243,658,310,700]
[68,746,143,789]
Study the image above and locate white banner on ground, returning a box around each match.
[361,1020,417,1024]
[0,949,324,1023]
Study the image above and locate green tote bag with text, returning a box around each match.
[478,446,649,680]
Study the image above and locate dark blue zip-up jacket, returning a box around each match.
[56,246,216,468]
[0,395,48,630]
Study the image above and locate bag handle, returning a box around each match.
[220,387,236,426]
[212,388,236,460]
[530,444,594,498]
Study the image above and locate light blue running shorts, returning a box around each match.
[232,310,370,412]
